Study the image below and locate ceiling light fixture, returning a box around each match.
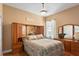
[40,3,47,16]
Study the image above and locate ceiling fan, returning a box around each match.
[40,3,47,16]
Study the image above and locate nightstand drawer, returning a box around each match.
[12,44,23,53]
[71,41,79,55]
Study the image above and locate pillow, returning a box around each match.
[36,34,44,39]
[22,37,28,42]
[33,35,37,39]
[27,35,37,40]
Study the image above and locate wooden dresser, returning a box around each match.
[58,39,79,56]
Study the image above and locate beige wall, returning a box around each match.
[0,4,2,11]
[0,4,2,15]
[0,4,2,55]
[46,5,79,30]
[3,5,44,51]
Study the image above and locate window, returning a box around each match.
[45,20,56,38]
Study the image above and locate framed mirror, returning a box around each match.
[58,24,79,39]
[63,25,73,39]
[58,26,63,34]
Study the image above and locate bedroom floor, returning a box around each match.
[3,51,74,56]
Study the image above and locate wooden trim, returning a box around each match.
[59,24,79,27]
[12,22,44,27]
[73,25,74,39]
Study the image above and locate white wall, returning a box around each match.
[0,3,2,56]
[0,16,2,55]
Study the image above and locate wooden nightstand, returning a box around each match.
[12,42,23,55]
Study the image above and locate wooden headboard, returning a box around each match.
[26,25,44,36]
[58,24,79,39]
[12,23,44,43]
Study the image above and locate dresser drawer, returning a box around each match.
[71,42,79,49]
[64,40,71,52]
[71,50,79,56]
[71,41,79,55]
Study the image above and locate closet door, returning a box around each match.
[12,23,23,54]
[12,23,22,44]
[39,26,44,35]
[12,23,17,44]
[16,24,22,39]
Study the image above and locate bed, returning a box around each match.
[23,34,64,56]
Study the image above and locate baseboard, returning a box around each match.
[3,49,12,54]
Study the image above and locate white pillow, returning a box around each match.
[33,35,37,39]
[27,35,37,40]
[36,34,44,39]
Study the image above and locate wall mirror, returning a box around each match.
[58,26,63,34]
[58,24,79,39]
[63,25,73,39]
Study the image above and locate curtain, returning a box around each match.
[45,20,56,38]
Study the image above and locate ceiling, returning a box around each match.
[5,3,79,16]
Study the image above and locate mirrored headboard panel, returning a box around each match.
[21,24,44,37]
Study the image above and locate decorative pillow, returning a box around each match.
[33,35,37,39]
[36,34,44,39]
[27,35,37,40]
[22,37,28,42]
